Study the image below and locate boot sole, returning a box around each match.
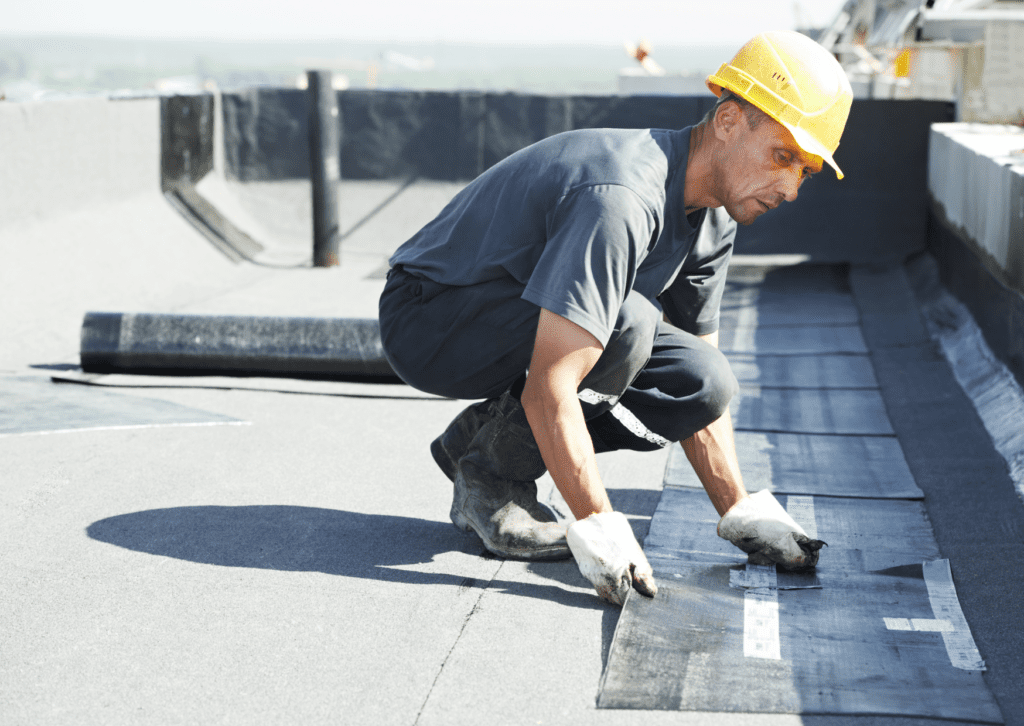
[450,506,571,561]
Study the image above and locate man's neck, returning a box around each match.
[683,121,720,214]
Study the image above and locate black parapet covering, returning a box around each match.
[307,71,342,267]
[926,199,1024,390]
[160,94,214,191]
[160,92,265,262]
[221,89,717,183]
[215,91,952,264]
[221,88,310,182]
[80,312,396,380]
[342,90,466,180]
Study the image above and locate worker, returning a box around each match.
[379,31,852,605]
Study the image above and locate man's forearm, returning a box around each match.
[522,381,612,520]
[680,407,748,516]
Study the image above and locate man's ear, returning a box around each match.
[713,100,743,142]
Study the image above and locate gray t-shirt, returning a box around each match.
[389,126,735,345]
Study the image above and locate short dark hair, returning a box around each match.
[704,90,769,130]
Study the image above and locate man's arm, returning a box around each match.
[679,330,748,516]
[520,308,608,519]
[521,308,656,605]
[685,330,826,569]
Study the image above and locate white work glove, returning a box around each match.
[717,490,826,570]
[566,511,658,606]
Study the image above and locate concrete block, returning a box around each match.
[928,122,1024,290]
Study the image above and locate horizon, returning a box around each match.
[3,0,845,46]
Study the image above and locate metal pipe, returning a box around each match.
[307,70,341,267]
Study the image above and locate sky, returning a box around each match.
[6,0,847,46]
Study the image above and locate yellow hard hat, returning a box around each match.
[707,31,853,179]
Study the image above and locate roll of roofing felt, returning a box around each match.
[80,312,395,379]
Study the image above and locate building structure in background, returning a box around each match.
[818,0,1024,123]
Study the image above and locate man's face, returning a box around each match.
[714,104,823,226]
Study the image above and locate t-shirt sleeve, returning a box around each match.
[659,206,736,336]
[522,184,656,347]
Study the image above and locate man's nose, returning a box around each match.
[779,168,801,203]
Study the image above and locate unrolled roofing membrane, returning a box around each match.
[599,262,999,720]
[663,433,923,499]
[0,376,243,437]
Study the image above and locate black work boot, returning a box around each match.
[451,392,571,560]
[430,399,494,483]
[432,397,560,523]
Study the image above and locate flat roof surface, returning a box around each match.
[2,179,1022,725]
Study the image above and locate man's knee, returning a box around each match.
[698,352,739,423]
[654,337,738,440]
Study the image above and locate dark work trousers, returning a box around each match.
[379,267,738,453]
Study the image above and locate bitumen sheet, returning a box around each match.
[599,261,1003,722]
[0,376,243,437]
[598,561,998,722]
[718,325,868,355]
[721,266,889,435]
[718,296,861,328]
[732,386,894,436]
[79,312,394,379]
[663,434,923,499]
[644,488,940,573]
[725,353,878,389]
[601,488,996,721]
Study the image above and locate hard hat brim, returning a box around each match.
[784,124,844,180]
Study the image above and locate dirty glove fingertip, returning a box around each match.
[631,568,658,598]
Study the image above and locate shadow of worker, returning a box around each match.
[86,505,595,606]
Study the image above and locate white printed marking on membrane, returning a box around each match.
[742,564,781,660]
[923,559,987,671]
[884,617,954,632]
[739,497,815,661]
[785,495,818,540]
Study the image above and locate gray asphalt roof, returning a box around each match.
[2,179,1022,725]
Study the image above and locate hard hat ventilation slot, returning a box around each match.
[770,72,790,91]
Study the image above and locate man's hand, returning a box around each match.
[567,512,658,605]
[717,490,826,570]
